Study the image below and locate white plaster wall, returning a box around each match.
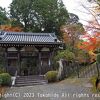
[8,47,17,51]
[7,47,50,52]
[41,47,50,51]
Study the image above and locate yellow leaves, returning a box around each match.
[89,50,96,56]
[62,32,70,42]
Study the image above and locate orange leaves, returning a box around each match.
[79,32,100,63]
[82,41,89,45]
[89,37,96,43]
[0,25,23,32]
[79,33,100,52]
[80,41,93,51]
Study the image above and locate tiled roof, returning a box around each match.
[0,31,61,44]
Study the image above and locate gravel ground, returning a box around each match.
[1,78,99,100]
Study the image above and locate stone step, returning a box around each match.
[15,82,47,87]
[16,79,45,82]
[17,75,44,78]
[16,81,47,84]
[15,75,47,87]
[15,80,47,84]
[16,76,45,80]
[16,77,46,82]
[16,77,46,80]
[16,78,46,81]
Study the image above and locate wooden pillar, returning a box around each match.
[49,50,52,68]
[38,50,42,75]
[4,47,8,72]
[49,48,55,70]
[16,47,21,75]
[35,46,42,75]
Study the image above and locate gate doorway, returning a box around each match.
[20,57,38,76]
[7,59,18,76]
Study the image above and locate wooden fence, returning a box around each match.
[62,60,100,78]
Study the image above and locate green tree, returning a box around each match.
[96,53,100,64]
[54,50,75,61]
[10,0,69,35]
[0,7,8,25]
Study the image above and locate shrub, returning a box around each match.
[54,50,75,61]
[96,53,100,64]
[0,73,11,86]
[0,68,6,74]
[90,76,97,92]
[45,71,58,83]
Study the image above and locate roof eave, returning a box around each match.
[0,41,63,45]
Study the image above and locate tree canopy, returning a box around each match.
[0,7,8,25]
[60,13,84,53]
[10,0,69,36]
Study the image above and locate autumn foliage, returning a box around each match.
[79,32,100,62]
[80,33,100,51]
[0,25,23,32]
[61,21,100,63]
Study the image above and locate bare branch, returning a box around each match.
[79,18,100,31]
[81,4,100,26]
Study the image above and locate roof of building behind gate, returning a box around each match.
[0,31,62,44]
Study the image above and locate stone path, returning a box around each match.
[1,78,99,100]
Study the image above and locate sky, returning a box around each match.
[63,0,93,24]
[0,0,93,25]
[0,0,12,9]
